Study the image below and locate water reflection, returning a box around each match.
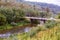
[0,27,32,38]
[24,27,31,32]
[0,33,11,38]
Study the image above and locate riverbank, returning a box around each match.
[0,23,37,34]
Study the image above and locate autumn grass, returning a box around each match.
[0,22,60,40]
[32,26,60,40]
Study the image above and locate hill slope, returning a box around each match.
[23,1,60,13]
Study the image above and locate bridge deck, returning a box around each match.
[21,17,60,21]
[24,17,55,20]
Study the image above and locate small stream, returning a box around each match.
[0,33,11,38]
[0,27,32,38]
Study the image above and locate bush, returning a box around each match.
[0,13,6,26]
[45,20,57,28]
[26,26,43,37]
[58,15,60,19]
[0,7,25,24]
[10,22,17,26]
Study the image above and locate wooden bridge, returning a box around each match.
[23,17,60,23]
[24,17,56,20]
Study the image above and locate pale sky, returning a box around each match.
[25,0,60,6]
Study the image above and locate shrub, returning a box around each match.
[10,22,17,26]
[58,15,60,19]
[0,7,25,24]
[26,26,43,37]
[0,13,6,25]
[45,20,57,28]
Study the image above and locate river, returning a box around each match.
[0,27,32,38]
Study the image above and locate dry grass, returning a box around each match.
[31,26,60,40]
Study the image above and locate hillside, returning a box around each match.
[0,0,60,14]
[18,0,60,14]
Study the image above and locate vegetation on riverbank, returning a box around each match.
[0,7,31,31]
[0,21,60,40]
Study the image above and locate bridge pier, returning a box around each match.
[40,19,46,23]
[30,19,46,24]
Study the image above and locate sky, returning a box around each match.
[25,0,60,6]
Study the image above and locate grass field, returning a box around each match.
[0,24,60,40]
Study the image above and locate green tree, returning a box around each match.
[12,8,25,22]
[0,13,6,25]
